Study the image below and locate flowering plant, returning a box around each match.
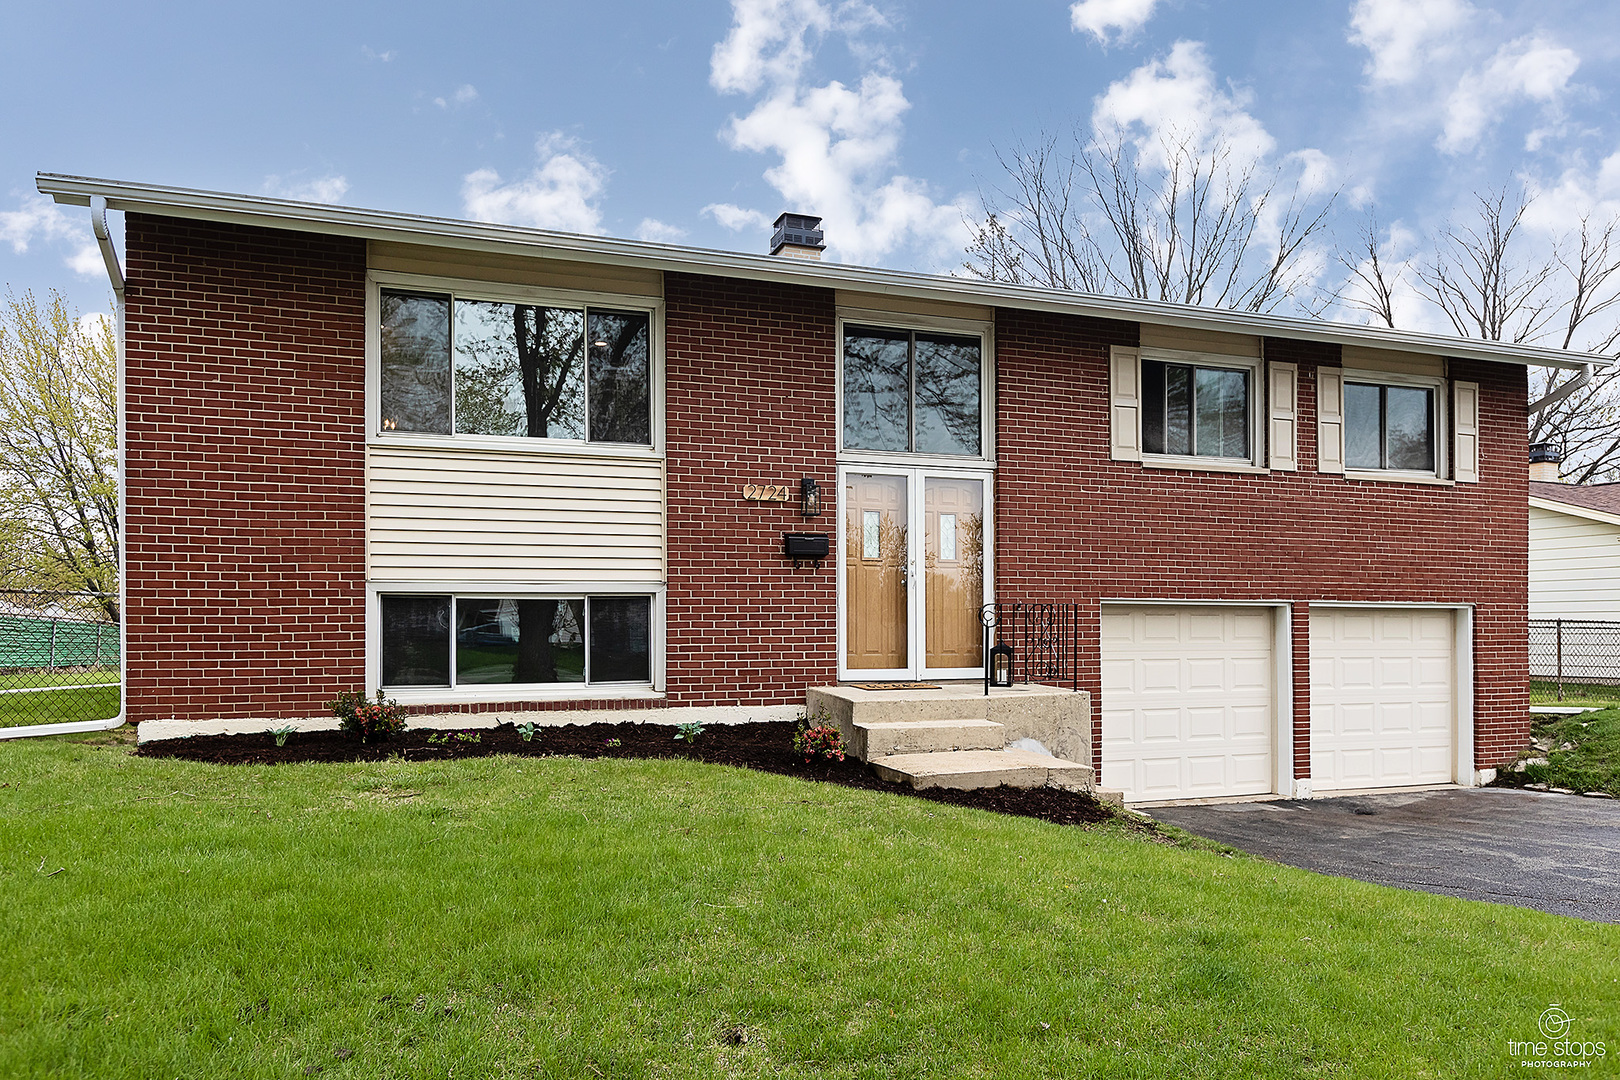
[327,689,407,742]
[792,714,846,764]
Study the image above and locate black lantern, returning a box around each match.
[800,477,823,518]
[988,640,1014,688]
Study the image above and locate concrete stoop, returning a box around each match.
[806,683,1123,803]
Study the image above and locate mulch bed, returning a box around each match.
[137,720,1119,828]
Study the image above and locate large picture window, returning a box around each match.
[380,288,652,446]
[1141,357,1251,459]
[1345,381,1435,472]
[380,594,651,688]
[843,326,982,456]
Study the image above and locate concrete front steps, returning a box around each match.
[806,684,1122,803]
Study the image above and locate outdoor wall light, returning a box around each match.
[800,477,823,518]
[988,640,1014,688]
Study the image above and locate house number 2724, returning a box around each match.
[741,484,791,502]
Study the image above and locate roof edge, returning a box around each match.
[1530,495,1620,527]
[38,172,1607,371]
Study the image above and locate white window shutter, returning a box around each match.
[1318,367,1345,474]
[1267,361,1299,472]
[1454,380,1480,483]
[1110,346,1142,461]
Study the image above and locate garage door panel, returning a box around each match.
[1311,608,1455,792]
[1102,606,1276,802]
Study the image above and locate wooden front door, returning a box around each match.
[841,469,990,679]
[844,472,909,670]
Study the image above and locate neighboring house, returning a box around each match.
[1529,481,1620,621]
[37,173,1601,802]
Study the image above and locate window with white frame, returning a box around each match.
[1111,347,1265,467]
[379,288,652,445]
[842,324,985,456]
[1344,380,1435,472]
[380,594,652,688]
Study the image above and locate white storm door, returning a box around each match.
[1102,605,1276,802]
[1310,608,1455,791]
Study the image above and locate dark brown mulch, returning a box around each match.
[136,720,1118,828]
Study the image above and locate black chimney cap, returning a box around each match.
[771,212,824,255]
[1529,442,1564,464]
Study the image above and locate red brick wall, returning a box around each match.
[662,272,838,705]
[122,214,369,723]
[993,308,1530,783]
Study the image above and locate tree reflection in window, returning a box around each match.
[844,326,981,454]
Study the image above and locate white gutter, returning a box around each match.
[1,199,128,740]
[37,171,1609,372]
[1528,363,1593,413]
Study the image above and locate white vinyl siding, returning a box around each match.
[1310,608,1455,791]
[368,445,665,585]
[1530,503,1620,620]
[1101,605,1276,802]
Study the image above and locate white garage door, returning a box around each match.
[1310,608,1454,792]
[1102,606,1276,802]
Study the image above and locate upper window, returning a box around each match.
[1345,381,1435,473]
[379,288,652,446]
[843,325,983,456]
[1141,357,1252,461]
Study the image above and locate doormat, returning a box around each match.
[852,682,943,691]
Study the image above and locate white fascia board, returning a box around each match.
[1529,495,1620,529]
[37,171,1607,372]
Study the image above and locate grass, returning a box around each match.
[2,730,1616,1079]
[0,684,119,728]
[1529,678,1620,709]
[0,669,120,690]
[1500,708,1620,797]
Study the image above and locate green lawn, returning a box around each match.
[1530,678,1620,709]
[1,731,1616,1079]
[0,684,119,728]
[1499,708,1620,797]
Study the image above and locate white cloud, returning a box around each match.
[1438,34,1579,154]
[361,45,395,62]
[1521,147,1620,237]
[704,203,774,233]
[462,132,608,234]
[635,218,687,243]
[434,84,478,109]
[0,195,101,278]
[708,0,971,267]
[262,174,351,204]
[1069,0,1160,45]
[1091,40,1277,169]
[1348,0,1473,85]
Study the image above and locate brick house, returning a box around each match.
[39,174,1590,802]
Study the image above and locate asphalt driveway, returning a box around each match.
[1146,787,1620,923]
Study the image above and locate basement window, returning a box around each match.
[380,594,651,688]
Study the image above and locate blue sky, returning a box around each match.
[4,0,1619,339]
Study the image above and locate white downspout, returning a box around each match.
[1528,363,1592,414]
[0,197,128,739]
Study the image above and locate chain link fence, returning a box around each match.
[1529,618,1620,705]
[0,591,120,729]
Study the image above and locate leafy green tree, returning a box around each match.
[0,289,118,618]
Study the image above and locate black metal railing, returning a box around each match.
[981,602,1083,694]
[0,591,121,728]
[1530,618,1620,705]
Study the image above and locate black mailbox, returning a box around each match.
[783,532,830,568]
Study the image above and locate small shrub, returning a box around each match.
[327,690,407,743]
[792,708,846,764]
[426,730,482,747]
[674,721,705,744]
[516,722,540,743]
[603,737,622,748]
[268,725,295,748]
